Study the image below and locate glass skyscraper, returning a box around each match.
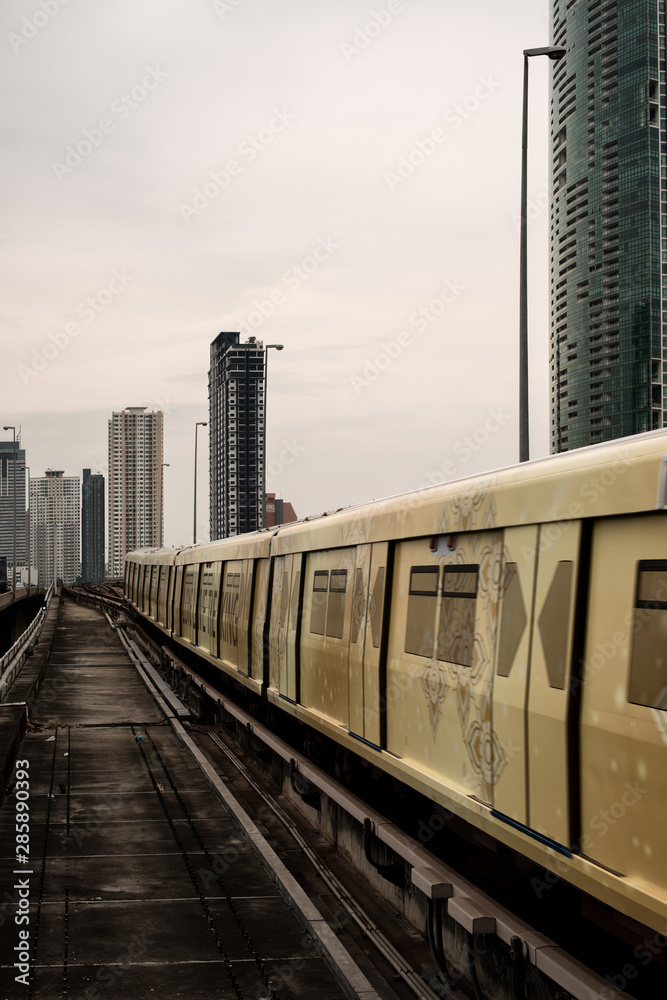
[550,0,666,452]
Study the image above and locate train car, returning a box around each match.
[125,430,667,935]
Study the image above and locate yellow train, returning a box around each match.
[125,430,667,935]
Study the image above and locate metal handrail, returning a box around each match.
[0,583,55,698]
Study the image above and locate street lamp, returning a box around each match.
[262,344,284,529]
[193,424,207,544]
[161,463,170,547]
[519,45,566,463]
[3,426,16,599]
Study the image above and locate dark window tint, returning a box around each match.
[437,566,478,667]
[327,570,347,639]
[310,570,328,635]
[628,561,667,710]
[371,567,385,649]
[351,568,365,644]
[405,566,439,657]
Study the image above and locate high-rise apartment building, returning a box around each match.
[209,333,265,539]
[550,0,666,452]
[108,407,164,577]
[82,468,105,583]
[0,439,27,581]
[30,470,80,586]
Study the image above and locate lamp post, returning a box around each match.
[262,344,284,529]
[161,463,169,547]
[519,45,566,463]
[3,426,16,600]
[193,424,207,545]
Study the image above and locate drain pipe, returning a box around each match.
[427,897,458,994]
[466,932,488,1000]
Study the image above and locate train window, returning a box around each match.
[183,568,194,628]
[326,570,348,639]
[371,567,385,648]
[405,567,439,657]
[290,570,301,631]
[279,572,289,631]
[628,560,667,710]
[496,563,527,677]
[437,566,478,668]
[310,571,329,635]
[538,561,573,689]
[351,569,365,644]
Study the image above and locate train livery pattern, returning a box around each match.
[126,431,667,934]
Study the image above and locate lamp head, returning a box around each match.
[524,45,566,59]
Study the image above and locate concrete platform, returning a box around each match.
[0,599,357,999]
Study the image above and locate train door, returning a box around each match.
[250,559,270,682]
[149,565,159,621]
[493,521,583,848]
[269,553,300,701]
[167,566,176,633]
[181,565,196,644]
[348,546,370,737]
[137,564,146,612]
[492,526,539,826]
[173,565,183,636]
[157,565,169,627]
[526,520,581,847]
[197,563,217,655]
[348,543,388,746]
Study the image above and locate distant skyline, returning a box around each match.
[2,0,552,548]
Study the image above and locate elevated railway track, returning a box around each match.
[60,583,659,1000]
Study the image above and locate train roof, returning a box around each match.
[127,430,667,563]
[270,428,667,553]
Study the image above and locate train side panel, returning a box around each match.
[157,564,170,627]
[181,565,197,644]
[218,559,252,675]
[346,541,389,746]
[197,561,222,656]
[384,531,502,803]
[251,559,270,682]
[298,547,355,725]
[580,513,667,895]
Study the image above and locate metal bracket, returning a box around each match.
[289,758,321,810]
[363,818,405,888]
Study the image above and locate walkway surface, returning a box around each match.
[0,599,361,999]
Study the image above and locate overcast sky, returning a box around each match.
[2,0,553,548]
